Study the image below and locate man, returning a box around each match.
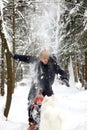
[10,49,69,126]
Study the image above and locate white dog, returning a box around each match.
[40,95,62,130]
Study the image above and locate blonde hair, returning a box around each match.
[39,49,50,60]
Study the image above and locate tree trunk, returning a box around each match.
[73,63,78,82]
[84,52,87,89]
[12,0,16,93]
[0,43,5,96]
[0,20,13,118]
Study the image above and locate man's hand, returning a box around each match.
[62,79,70,87]
[59,76,70,87]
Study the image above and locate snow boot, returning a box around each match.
[27,123,35,130]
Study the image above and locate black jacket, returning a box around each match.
[13,54,68,96]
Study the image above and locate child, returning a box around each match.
[28,92,44,130]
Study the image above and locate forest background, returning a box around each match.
[0,0,87,118]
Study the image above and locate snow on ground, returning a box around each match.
[0,78,87,130]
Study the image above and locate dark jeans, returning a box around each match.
[42,89,53,96]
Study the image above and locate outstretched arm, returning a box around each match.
[57,66,70,87]
[53,59,70,87]
[10,52,37,63]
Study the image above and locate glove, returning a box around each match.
[62,79,70,87]
[60,76,70,87]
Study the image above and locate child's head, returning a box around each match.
[39,49,50,64]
